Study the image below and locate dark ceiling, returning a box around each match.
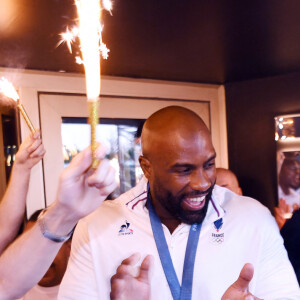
[1,0,300,84]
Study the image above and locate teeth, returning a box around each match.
[188,195,206,203]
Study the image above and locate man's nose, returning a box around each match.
[189,169,211,191]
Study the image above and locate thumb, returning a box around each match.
[121,252,141,266]
[138,255,154,283]
[63,147,92,179]
[233,263,254,291]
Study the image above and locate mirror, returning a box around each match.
[275,114,300,218]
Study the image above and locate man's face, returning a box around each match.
[147,130,216,224]
[281,160,300,190]
[25,221,71,287]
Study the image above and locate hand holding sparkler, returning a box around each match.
[55,144,117,221]
[14,130,46,170]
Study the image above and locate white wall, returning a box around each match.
[0,68,227,218]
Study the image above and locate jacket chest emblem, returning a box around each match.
[118,220,134,236]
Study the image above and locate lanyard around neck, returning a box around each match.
[147,188,202,300]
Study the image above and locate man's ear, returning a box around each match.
[139,155,151,179]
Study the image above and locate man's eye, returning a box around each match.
[204,162,215,170]
[176,168,191,174]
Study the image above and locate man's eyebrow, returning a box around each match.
[171,154,217,169]
[171,163,194,168]
[205,153,217,163]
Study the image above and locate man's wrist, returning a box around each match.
[38,210,74,243]
[40,203,78,237]
[12,160,32,173]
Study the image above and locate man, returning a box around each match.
[0,130,45,255]
[216,168,242,195]
[59,106,299,299]
[278,158,300,212]
[16,210,72,300]
[0,144,117,300]
[274,158,300,229]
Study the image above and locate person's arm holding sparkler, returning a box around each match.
[0,130,45,255]
[0,144,117,300]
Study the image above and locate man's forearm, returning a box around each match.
[0,202,77,299]
[0,166,31,254]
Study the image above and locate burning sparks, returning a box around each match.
[76,0,101,101]
[0,77,35,133]
[0,77,19,101]
[102,0,113,14]
[58,27,75,53]
[58,0,111,62]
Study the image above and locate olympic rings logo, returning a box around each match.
[212,237,224,243]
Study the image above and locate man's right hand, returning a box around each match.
[110,253,153,300]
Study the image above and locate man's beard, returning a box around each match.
[152,181,215,224]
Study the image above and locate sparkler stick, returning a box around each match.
[59,0,111,169]
[0,77,35,134]
[76,0,102,168]
[16,103,36,134]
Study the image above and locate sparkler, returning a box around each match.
[0,77,35,134]
[59,0,112,168]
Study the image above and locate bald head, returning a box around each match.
[141,106,211,160]
[216,168,242,195]
[139,106,217,228]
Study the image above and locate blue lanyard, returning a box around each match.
[147,188,202,300]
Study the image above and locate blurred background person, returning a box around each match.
[278,158,300,212]
[17,209,72,300]
[275,158,300,229]
[0,130,45,255]
[216,167,242,195]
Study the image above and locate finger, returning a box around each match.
[233,263,254,292]
[121,253,141,266]
[64,144,109,180]
[63,147,92,179]
[116,264,139,277]
[278,198,284,207]
[95,143,109,160]
[29,144,46,158]
[86,159,111,186]
[97,179,118,199]
[115,253,141,278]
[27,137,42,154]
[138,255,154,283]
[33,129,41,139]
[87,162,116,188]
